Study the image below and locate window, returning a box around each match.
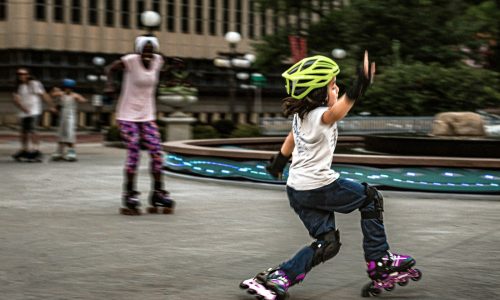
[248,0,255,38]
[0,0,6,21]
[166,0,175,32]
[71,0,81,24]
[235,0,242,35]
[121,0,130,28]
[32,51,44,64]
[195,0,203,34]
[260,10,267,37]
[272,9,279,35]
[136,0,145,29]
[106,0,114,27]
[35,0,46,21]
[88,0,98,25]
[209,0,216,35]
[181,0,189,33]
[222,0,229,33]
[152,0,160,14]
[53,0,64,22]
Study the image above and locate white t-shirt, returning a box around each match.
[116,53,164,122]
[287,107,340,190]
[17,80,45,118]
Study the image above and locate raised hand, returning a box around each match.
[346,50,376,102]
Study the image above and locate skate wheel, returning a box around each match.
[362,282,381,297]
[239,282,249,289]
[162,207,174,214]
[371,288,382,297]
[384,284,395,291]
[247,288,256,295]
[255,295,265,300]
[147,207,159,214]
[120,208,141,215]
[147,207,174,214]
[411,268,422,281]
[397,280,409,286]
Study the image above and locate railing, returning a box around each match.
[260,116,435,136]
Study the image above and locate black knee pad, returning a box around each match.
[360,182,384,222]
[310,229,342,267]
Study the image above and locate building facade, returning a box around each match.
[0,0,335,128]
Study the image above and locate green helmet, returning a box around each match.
[282,55,340,100]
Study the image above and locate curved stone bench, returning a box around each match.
[163,137,500,169]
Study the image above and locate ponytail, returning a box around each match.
[282,86,328,119]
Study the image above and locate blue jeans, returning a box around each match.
[280,178,389,283]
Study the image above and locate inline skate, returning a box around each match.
[240,267,290,300]
[362,251,422,297]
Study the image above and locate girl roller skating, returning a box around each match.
[240,52,421,299]
[105,35,175,216]
[50,79,87,162]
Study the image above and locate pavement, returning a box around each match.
[0,130,103,144]
[0,140,499,300]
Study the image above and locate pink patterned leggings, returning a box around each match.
[118,120,163,174]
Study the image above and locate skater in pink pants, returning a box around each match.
[106,35,175,215]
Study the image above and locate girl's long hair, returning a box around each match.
[282,86,328,119]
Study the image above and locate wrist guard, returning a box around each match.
[266,151,290,179]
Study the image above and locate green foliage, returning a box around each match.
[252,0,499,116]
[253,31,292,72]
[355,63,500,116]
[307,0,470,66]
[158,127,166,141]
[256,0,498,69]
[192,124,219,139]
[231,124,262,138]
[212,119,236,137]
[105,125,121,141]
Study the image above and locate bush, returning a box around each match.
[158,127,166,141]
[193,124,219,139]
[105,125,121,141]
[356,63,500,116]
[212,119,236,137]
[231,124,262,138]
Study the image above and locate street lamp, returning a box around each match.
[332,48,347,59]
[225,31,242,46]
[87,56,106,132]
[141,11,161,33]
[214,31,256,123]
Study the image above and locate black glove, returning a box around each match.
[346,52,375,102]
[266,151,290,179]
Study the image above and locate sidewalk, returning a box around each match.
[0,144,499,299]
[0,129,104,143]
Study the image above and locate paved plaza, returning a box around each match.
[0,142,499,300]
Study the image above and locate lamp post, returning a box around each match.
[87,56,106,132]
[141,11,161,34]
[331,48,347,59]
[240,72,267,124]
[214,32,257,123]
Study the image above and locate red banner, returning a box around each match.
[289,35,308,63]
